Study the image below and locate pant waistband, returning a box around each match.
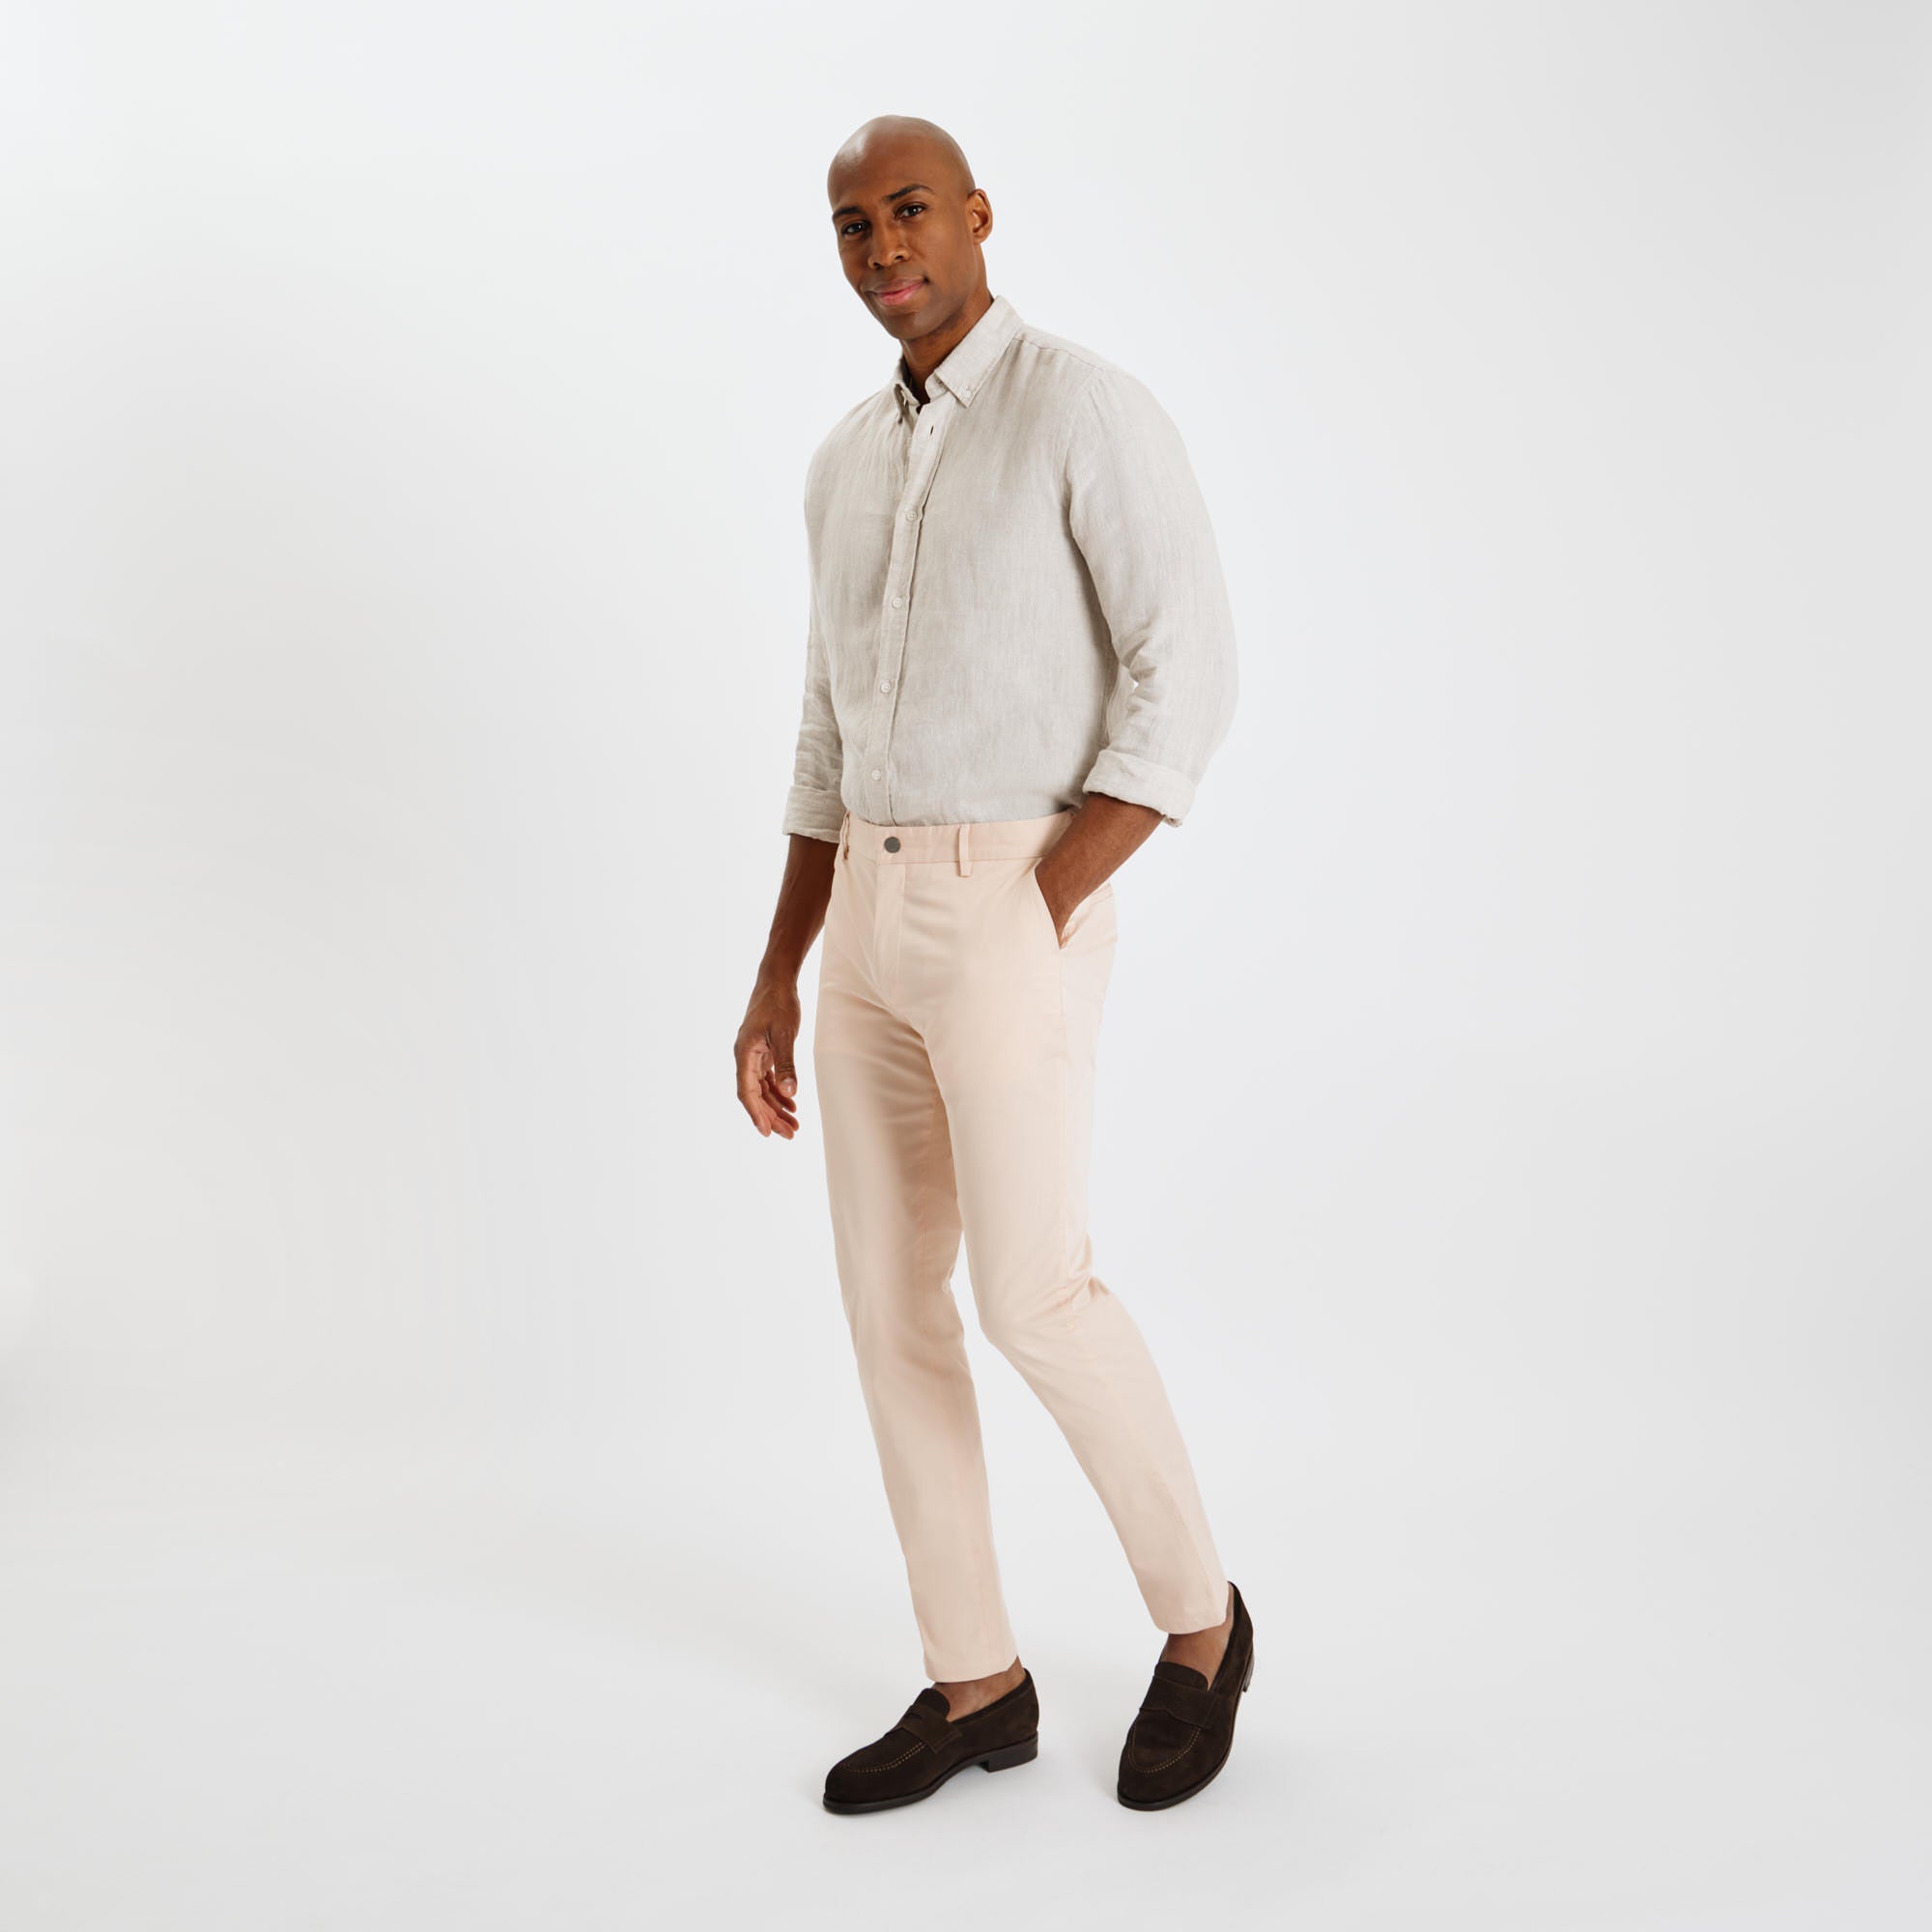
[838,808,1074,869]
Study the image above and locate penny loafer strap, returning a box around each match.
[894,1703,956,1753]
[1138,1678,1226,1731]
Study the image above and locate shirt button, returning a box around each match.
[891,595,903,608]
[869,768,881,780]
[879,678,892,692]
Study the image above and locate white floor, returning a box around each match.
[3,1415,1924,1932]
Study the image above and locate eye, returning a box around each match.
[898,203,925,217]
[839,220,866,239]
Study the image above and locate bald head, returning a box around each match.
[827,116,975,203]
[827,116,994,371]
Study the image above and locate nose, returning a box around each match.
[868,234,909,274]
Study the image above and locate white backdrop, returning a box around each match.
[2,3,1927,1926]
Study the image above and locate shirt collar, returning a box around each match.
[892,291,1022,421]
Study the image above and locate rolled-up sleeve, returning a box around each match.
[1065,369,1238,827]
[781,589,844,841]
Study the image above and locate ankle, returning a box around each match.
[934,1656,1025,1719]
[1158,1590,1234,1669]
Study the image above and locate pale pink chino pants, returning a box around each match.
[813,807,1229,1682]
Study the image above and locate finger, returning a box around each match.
[737,1053,776,1134]
[769,1052,799,1099]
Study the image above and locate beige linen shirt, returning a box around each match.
[781,292,1237,842]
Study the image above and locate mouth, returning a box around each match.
[869,277,925,308]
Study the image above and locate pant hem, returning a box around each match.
[922,1645,1022,1683]
[1156,1579,1233,1637]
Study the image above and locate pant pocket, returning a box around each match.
[1026,860,1115,952]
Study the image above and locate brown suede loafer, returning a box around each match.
[1117,1580,1255,1809]
[822,1670,1040,1814]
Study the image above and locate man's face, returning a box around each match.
[829,143,988,347]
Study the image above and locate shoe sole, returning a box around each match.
[1117,1647,1254,1811]
[822,1734,1038,1814]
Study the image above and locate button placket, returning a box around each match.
[861,396,949,819]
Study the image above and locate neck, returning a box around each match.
[900,285,994,393]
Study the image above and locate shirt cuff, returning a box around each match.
[782,783,844,842]
[1082,748,1199,827]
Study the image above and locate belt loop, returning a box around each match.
[958,820,971,876]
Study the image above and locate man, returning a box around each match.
[734,115,1254,1813]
